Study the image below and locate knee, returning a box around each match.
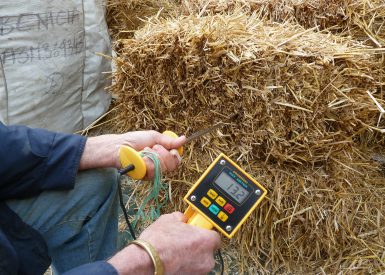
[75,168,119,204]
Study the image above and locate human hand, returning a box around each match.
[79,131,186,179]
[117,130,185,152]
[108,212,221,275]
[118,131,186,180]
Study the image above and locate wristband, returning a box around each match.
[129,239,164,275]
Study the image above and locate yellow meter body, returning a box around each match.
[184,153,267,238]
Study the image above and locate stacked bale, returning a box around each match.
[110,12,385,273]
[106,0,179,40]
[107,0,385,46]
[179,0,385,47]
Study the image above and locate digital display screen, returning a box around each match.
[215,172,250,203]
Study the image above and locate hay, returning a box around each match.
[179,0,385,47]
[109,12,385,273]
[106,0,179,40]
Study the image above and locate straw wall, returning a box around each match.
[106,0,179,40]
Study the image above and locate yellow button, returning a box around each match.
[200,197,211,208]
[215,196,226,207]
[218,211,228,222]
[207,189,218,199]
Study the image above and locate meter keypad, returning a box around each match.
[200,195,233,222]
[207,189,218,199]
[215,196,226,207]
[224,203,235,214]
[200,197,211,208]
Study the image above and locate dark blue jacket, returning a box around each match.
[0,123,117,275]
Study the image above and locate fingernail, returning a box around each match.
[171,150,182,162]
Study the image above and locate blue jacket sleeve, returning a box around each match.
[0,122,87,200]
[63,261,118,275]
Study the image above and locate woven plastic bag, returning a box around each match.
[0,0,111,133]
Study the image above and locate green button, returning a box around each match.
[209,204,220,215]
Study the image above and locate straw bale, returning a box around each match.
[110,13,385,273]
[106,0,385,46]
[179,0,385,47]
[106,0,179,40]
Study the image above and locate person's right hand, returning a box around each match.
[108,212,221,275]
[78,131,186,180]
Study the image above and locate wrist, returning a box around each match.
[129,240,164,275]
[108,243,154,275]
[79,134,122,170]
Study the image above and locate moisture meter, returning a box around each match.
[184,153,267,238]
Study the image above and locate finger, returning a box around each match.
[152,145,179,172]
[193,226,221,250]
[155,132,187,150]
[207,231,222,250]
[170,149,182,164]
[164,211,187,223]
[142,147,155,180]
[207,256,216,272]
[147,146,167,172]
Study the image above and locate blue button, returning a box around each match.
[209,204,220,215]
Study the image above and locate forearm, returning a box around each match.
[79,135,122,170]
[108,243,154,275]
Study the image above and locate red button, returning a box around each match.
[224,203,235,214]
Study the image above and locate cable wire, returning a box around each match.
[217,249,224,275]
[118,177,137,240]
[118,166,137,240]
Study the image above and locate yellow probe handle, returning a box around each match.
[162,130,184,156]
[119,146,147,180]
[184,205,214,230]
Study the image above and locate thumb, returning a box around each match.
[156,133,186,150]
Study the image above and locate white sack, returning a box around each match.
[0,0,111,133]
